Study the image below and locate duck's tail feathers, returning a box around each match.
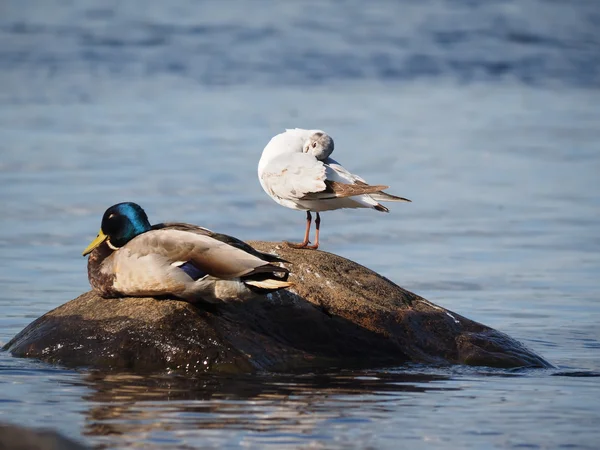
[247,264,290,279]
[244,279,294,291]
[243,264,291,293]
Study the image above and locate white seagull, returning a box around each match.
[258,128,411,249]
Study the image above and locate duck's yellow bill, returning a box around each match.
[83,229,108,256]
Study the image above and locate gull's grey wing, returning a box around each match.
[302,180,390,200]
[297,158,385,200]
[300,158,410,202]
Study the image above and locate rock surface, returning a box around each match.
[4,242,551,372]
[0,423,88,450]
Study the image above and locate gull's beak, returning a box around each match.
[82,229,108,256]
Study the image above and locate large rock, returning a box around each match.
[4,242,551,372]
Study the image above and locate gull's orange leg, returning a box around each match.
[306,212,320,249]
[286,211,312,248]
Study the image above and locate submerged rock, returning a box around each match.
[0,423,88,450]
[4,242,551,372]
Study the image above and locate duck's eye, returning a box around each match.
[312,142,317,148]
[103,212,123,234]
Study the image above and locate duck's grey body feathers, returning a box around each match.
[152,222,289,263]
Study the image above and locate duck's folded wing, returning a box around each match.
[153,222,289,263]
[260,152,327,201]
[129,229,288,279]
[152,222,213,234]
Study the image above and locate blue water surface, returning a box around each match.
[1,1,599,449]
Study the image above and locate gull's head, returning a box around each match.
[303,131,334,161]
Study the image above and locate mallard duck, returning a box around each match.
[83,202,292,303]
[258,128,411,249]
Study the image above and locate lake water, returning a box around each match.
[1,1,599,448]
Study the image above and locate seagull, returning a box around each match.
[258,128,411,249]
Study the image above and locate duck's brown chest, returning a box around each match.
[87,243,119,297]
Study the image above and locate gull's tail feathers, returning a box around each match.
[369,191,412,203]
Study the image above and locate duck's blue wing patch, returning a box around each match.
[178,262,207,281]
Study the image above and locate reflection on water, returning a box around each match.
[80,369,457,447]
[63,368,596,449]
[2,352,599,449]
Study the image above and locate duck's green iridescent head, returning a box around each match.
[83,202,152,256]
